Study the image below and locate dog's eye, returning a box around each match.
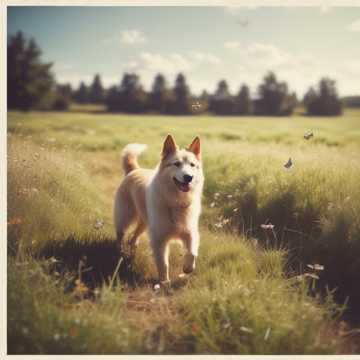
[190,163,195,167]
[173,161,181,167]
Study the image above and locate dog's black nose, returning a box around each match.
[183,174,193,183]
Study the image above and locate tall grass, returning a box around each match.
[7,110,360,354]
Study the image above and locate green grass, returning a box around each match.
[7,110,360,354]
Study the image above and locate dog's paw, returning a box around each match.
[183,265,194,274]
[183,254,196,274]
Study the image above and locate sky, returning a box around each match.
[7,6,360,97]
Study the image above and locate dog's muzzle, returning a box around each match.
[173,177,191,192]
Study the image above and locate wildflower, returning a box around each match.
[233,208,239,212]
[260,223,274,230]
[8,217,22,225]
[94,219,104,229]
[69,327,78,338]
[222,322,231,329]
[210,202,216,208]
[49,257,59,264]
[54,333,61,341]
[22,327,29,335]
[240,326,254,334]
[74,279,89,296]
[307,264,324,271]
[191,323,200,333]
[222,218,230,225]
[214,192,220,199]
[154,284,161,291]
[227,194,233,199]
[304,131,314,140]
[264,327,271,341]
[214,222,223,228]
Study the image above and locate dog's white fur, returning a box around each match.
[113,135,204,283]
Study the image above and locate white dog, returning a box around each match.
[113,135,204,284]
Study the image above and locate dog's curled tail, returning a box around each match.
[121,143,147,175]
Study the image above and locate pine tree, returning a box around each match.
[234,84,252,115]
[173,73,191,114]
[210,80,235,115]
[150,74,171,113]
[89,74,104,104]
[74,82,89,104]
[8,31,54,111]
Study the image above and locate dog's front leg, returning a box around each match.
[151,235,170,284]
[183,230,199,274]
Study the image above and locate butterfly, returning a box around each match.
[304,131,314,140]
[191,101,201,110]
[284,157,293,169]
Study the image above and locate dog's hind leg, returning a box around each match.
[114,189,136,254]
[128,221,146,255]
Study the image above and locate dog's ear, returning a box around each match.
[188,137,201,159]
[162,134,178,158]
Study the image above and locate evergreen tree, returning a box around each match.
[210,80,235,115]
[150,74,172,113]
[89,74,104,104]
[256,72,295,116]
[234,84,252,115]
[172,73,191,114]
[74,82,89,104]
[304,78,342,116]
[8,31,54,111]
[106,73,148,113]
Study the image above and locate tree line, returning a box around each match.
[8,31,346,116]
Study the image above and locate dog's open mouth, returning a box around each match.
[173,177,191,192]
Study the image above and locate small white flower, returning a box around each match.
[264,327,271,341]
[54,333,61,341]
[260,223,274,230]
[240,326,253,334]
[94,219,104,229]
[154,284,161,291]
[210,202,216,208]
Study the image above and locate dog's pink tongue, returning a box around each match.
[179,183,190,192]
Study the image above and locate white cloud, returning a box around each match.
[129,51,221,76]
[189,51,221,65]
[104,29,147,45]
[246,43,296,67]
[224,40,241,49]
[347,18,360,32]
[119,29,147,45]
[138,52,193,74]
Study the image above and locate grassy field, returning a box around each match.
[7,109,360,354]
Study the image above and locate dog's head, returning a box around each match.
[158,135,204,195]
